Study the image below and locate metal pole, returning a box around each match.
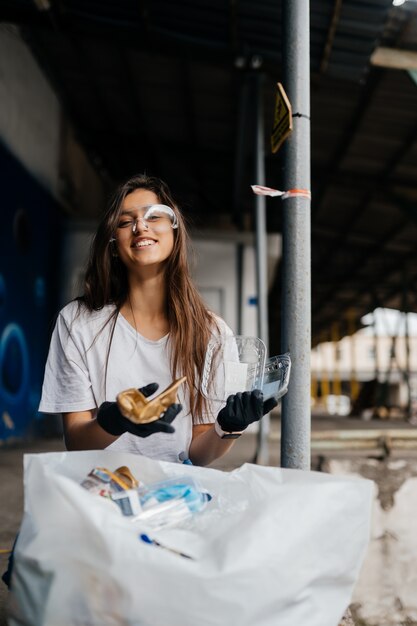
[233,74,251,333]
[402,273,411,420]
[233,73,251,229]
[281,0,311,469]
[404,310,411,419]
[253,71,270,465]
[236,243,244,335]
[373,310,380,382]
[347,309,359,403]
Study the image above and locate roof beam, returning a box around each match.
[229,0,239,56]
[314,251,417,340]
[179,57,209,207]
[312,214,417,332]
[311,68,383,221]
[319,0,343,74]
[312,167,417,195]
[21,27,113,184]
[232,71,253,227]
[385,190,417,225]
[312,212,409,319]
[118,48,161,176]
[371,46,417,71]
[312,103,417,289]
[312,14,415,224]
[27,8,124,178]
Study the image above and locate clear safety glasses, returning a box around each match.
[116,204,178,235]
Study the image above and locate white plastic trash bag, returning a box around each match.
[8,450,373,626]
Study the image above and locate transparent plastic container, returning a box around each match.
[262,352,291,400]
[201,335,291,403]
[201,335,266,402]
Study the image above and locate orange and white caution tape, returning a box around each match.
[251,185,311,200]
[282,188,311,200]
[251,185,285,197]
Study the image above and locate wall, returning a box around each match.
[191,239,239,332]
[0,25,105,440]
[0,143,61,440]
[327,458,417,626]
[0,24,61,198]
[0,24,107,214]
[192,232,281,343]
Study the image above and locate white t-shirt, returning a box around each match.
[39,300,232,462]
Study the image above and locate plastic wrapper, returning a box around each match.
[80,465,142,515]
[135,476,211,529]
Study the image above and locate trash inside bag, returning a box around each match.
[137,476,211,528]
[79,465,211,527]
[8,450,373,626]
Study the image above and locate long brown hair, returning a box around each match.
[82,173,216,421]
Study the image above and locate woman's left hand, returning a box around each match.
[216,390,277,434]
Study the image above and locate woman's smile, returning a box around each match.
[132,237,157,249]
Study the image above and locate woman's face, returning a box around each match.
[114,188,175,272]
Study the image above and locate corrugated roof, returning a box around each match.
[2,0,417,347]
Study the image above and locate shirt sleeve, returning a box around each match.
[38,312,97,413]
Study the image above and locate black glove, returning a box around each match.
[217,389,277,433]
[97,383,182,437]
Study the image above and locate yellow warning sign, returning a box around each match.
[271,82,292,154]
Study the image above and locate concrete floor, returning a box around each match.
[2,415,416,625]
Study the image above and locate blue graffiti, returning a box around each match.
[0,323,30,406]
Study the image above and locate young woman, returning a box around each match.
[39,174,276,466]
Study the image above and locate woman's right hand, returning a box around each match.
[96,383,182,437]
